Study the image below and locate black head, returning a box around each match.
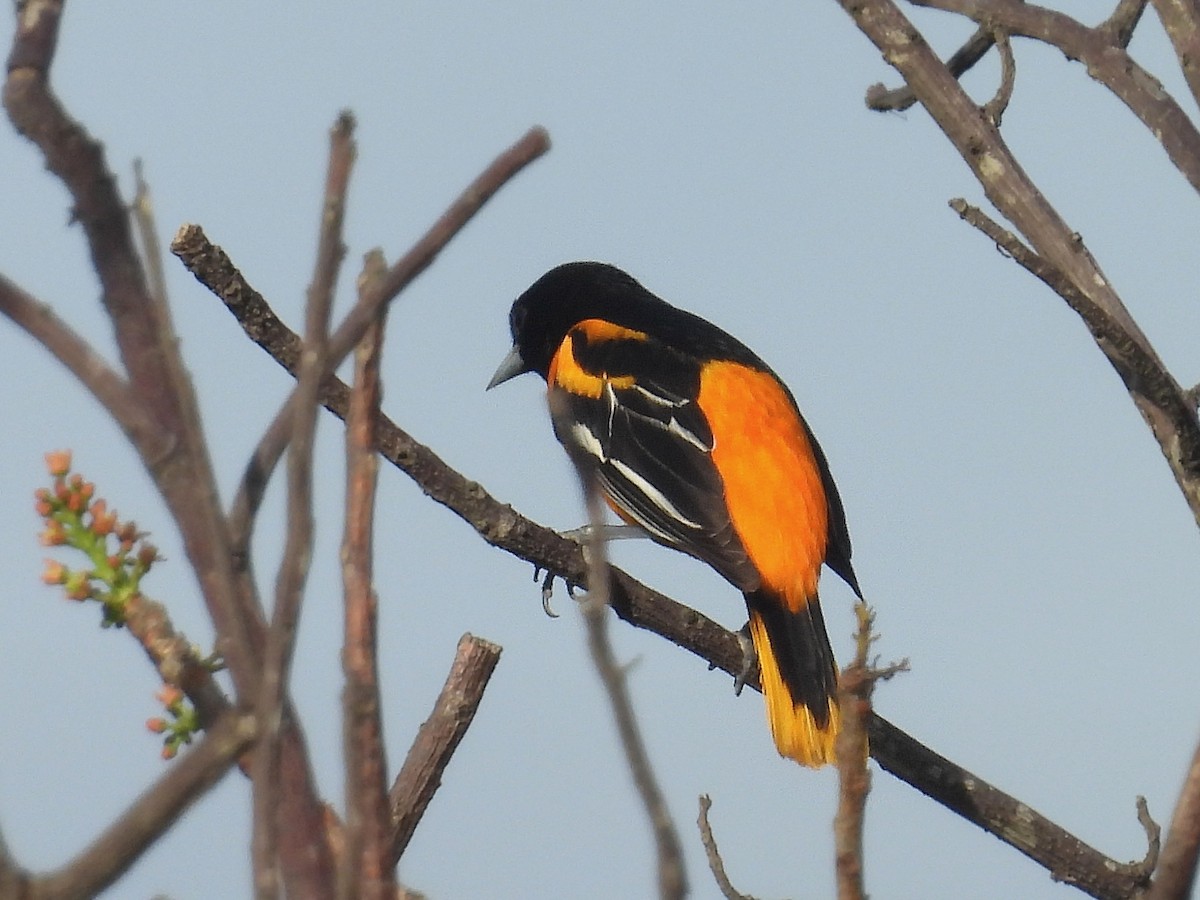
[487,261,768,390]
[487,262,666,387]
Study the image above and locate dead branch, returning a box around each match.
[867,25,994,112]
[981,29,1015,127]
[697,796,757,900]
[1100,0,1150,46]
[4,2,336,891]
[1150,0,1200,112]
[185,231,1154,898]
[6,0,263,730]
[0,273,159,453]
[905,0,1200,196]
[340,250,394,900]
[834,604,873,900]
[187,125,550,567]
[841,0,1200,570]
[251,110,351,900]
[868,0,1150,112]
[1146,737,1200,898]
[130,159,169,310]
[387,634,502,869]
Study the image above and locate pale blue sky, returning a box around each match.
[3,3,1198,898]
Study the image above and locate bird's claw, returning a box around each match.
[539,568,560,618]
[536,566,586,618]
[733,626,757,697]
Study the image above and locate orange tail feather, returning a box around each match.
[746,592,840,767]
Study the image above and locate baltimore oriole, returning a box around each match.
[488,261,862,767]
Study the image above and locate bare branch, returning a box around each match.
[697,796,756,900]
[869,715,1157,897]
[834,605,906,900]
[946,197,1200,515]
[252,111,352,900]
[907,0,1200,197]
[1151,0,1200,111]
[387,634,502,869]
[981,29,1015,127]
[131,159,169,310]
[551,390,687,900]
[5,0,264,730]
[0,272,160,455]
[324,125,550,368]
[176,124,550,562]
[1146,737,1200,898]
[4,0,335,875]
[33,711,257,900]
[868,0,1150,113]
[192,234,1154,897]
[1100,0,1150,47]
[5,0,157,391]
[834,604,874,900]
[340,250,394,900]
[842,0,1200,562]
[866,25,994,112]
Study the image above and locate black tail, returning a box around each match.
[744,589,839,767]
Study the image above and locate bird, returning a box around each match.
[487,261,861,767]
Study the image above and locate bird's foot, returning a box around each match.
[733,624,757,696]
[534,566,585,618]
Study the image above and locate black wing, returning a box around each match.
[550,330,760,592]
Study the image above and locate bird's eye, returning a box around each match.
[509,304,527,340]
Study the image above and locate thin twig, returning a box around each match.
[33,711,257,900]
[190,235,1158,899]
[387,634,502,869]
[5,0,157,392]
[551,391,688,900]
[905,0,1200,196]
[0,273,161,455]
[696,796,756,900]
[946,197,1199,488]
[180,125,550,560]
[834,604,907,900]
[324,126,550,369]
[981,29,1015,127]
[846,0,1200,559]
[868,0,1148,113]
[866,25,995,112]
[834,604,873,900]
[1137,796,1164,876]
[131,159,169,310]
[252,112,351,900]
[340,250,393,900]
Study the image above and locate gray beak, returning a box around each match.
[486,345,527,390]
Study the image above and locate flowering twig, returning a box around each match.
[35,451,227,754]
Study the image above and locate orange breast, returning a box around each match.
[697,361,828,609]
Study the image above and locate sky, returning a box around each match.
[3,2,1199,898]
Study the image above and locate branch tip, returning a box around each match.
[697,795,756,900]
